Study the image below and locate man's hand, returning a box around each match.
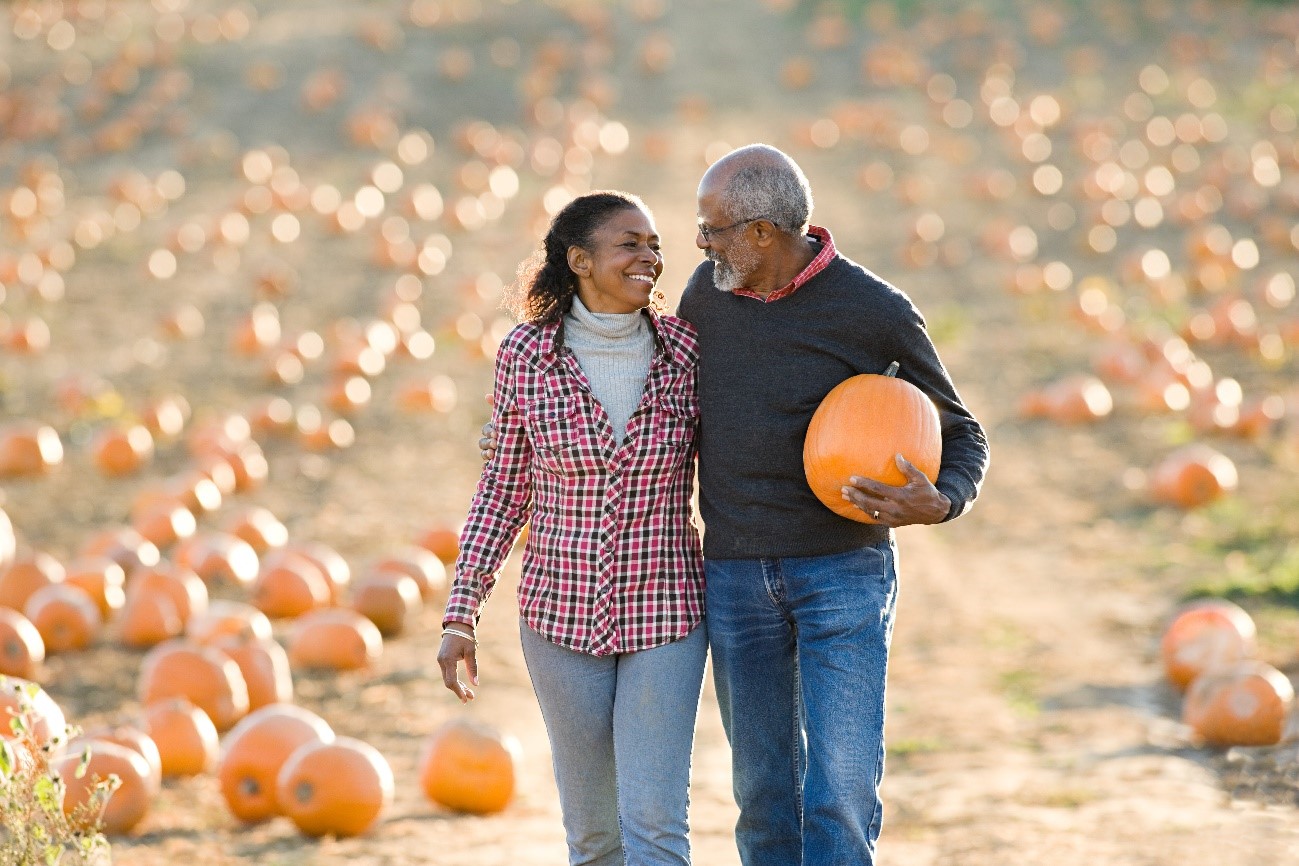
[841,454,950,527]
[437,624,479,703]
[478,421,497,462]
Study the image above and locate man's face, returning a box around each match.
[696,185,761,292]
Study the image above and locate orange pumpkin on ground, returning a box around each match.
[116,587,184,649]
[418,718,521,814]
[90,423,155,476]
[284,542,351,603]
[287,608,383,671]
[80,526,160,574]
[56,739,154,834]
[72,725,164,795]
[223,506,289,553]
[803,362,941,524]
[276,736,393,837]
[370,545,447,601]
[0,550,66,612]
[1182,660,1294,747]
[186,599,274,646]
[0,677,64,748]
[1149,444,1238,509]
[173,532,260,586]
[138,639,250,732]
[24,583,102,652]
[0,609,44,678]
[212,633,293,709]
[0,422,63,477]
[1160,599,1257,691]
[218,703,334,823]
[350,571,423,637]
[417,524,461,564]
[127,562,209,628]
[64,557,127,620]
[143,697,219,776]
[252,552,332,619]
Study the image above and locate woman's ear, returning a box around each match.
[567,245,590,277]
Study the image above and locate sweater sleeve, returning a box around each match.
[884,296,989,523]
[442,338,534,626]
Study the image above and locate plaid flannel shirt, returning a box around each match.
[444,311,705,656]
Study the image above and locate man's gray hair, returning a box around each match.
[718,156,813,234]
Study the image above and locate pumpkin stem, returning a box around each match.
[883,361,900,377]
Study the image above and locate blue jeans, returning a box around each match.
[705,541,898,866]
[520,621,709,866]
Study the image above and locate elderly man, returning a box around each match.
[480,144,988,864]
[678,143,988,865]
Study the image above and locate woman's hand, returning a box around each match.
[437,624,479,703]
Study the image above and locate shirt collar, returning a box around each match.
[539,306,682,367]
[732,225,835,303]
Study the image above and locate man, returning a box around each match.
[483,144,989,865]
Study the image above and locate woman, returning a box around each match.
[437,191,706,866]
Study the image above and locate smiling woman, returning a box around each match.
[438,190,707,866]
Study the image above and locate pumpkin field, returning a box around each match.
[2,0,1299,862]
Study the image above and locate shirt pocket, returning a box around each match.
[524,398,587,473]
[655,393,699,449]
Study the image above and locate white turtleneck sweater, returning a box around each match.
[563,295,653,442]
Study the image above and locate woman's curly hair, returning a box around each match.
[504,190,649,324]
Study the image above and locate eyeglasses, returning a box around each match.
[697,216,768,242]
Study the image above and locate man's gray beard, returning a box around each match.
[710,244,760,292]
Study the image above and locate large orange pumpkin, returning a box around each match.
[0,609,44,678]
[418,718,521,815]
[56,739,154,834]
[218,703,334,823]
[803,362,941,523]
[1160,599,1256,691]
[143,698,219,777]
[276,736,393,837]
[138,639,250,731]
[1182,660,1294,747]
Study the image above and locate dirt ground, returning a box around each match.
[3,0,1299,863]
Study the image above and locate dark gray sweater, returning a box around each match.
[677,252,988,559]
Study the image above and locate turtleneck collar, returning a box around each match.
[565,294,647,341]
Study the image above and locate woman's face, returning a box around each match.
[572,206,663,314]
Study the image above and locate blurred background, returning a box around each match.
[2,0,1299,863]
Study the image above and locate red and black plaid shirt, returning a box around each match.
[445,311,704,656]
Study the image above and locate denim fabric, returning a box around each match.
[520,620,709,865]
[705,541,898,866]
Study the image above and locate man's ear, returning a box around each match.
[752,219,778,247]
[567,245,590,276]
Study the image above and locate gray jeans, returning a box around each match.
[520,620,708,866]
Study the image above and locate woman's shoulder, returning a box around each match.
[497,319,552,357]
[651,312,699,367]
